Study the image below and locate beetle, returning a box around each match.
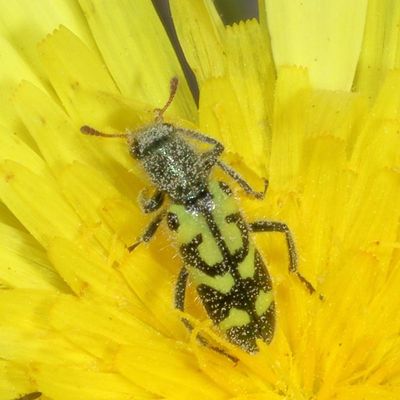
[81,77,314,354]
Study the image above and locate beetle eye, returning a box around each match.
[129,138,141,158]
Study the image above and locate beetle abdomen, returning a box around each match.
[168,181,275,352]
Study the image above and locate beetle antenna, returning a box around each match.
[80,125,129,138]
[154,76,178,123]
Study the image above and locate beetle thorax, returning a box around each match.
[133,123,210,205]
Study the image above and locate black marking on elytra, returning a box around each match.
[196,248,274,352]
[179,205,250,277]
[197,249,272,322]
[225,301,275,353]
[218,181,233,196]
[203,208,233,260]
[254,249,273,291]
[167,212,180,231]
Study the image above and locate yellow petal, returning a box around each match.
[0,37,44,148]
[334,384,400,400]
[0,290,150,398]
[47,237,147,320]
[300,135,346,278]
[269,67,310,190]
[0,223,67,291]
[13,80,101,174]
[49,294,151,350]
[58,162,139,251]
[265,0,368,90]
[116,344,226,399]
[351,70,400,172]
[198,19,275,175]
[306,90,367,143]
[199,77,247,150]
[38,25,119,123]
[0,290,92,365]
[341,168,400,257]
[48,295,181,397]
[355,0,400,98]
[0,0,96,77]
[13,80,141,194]
[36,365,147,400]
[170,0,225,84]
[120,244,185,337]
[0,123,49,177]
[0,201,25,229]
[78,0,196,120]
[0,160,81,247]
[0,359,39,399]
[0,0,96,132]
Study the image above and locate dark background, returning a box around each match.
[151,0,259,102]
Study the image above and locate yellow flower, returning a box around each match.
[1,0,399,399]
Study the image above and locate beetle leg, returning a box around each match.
[174,266,238,362]
[179,128,222,145]
[128,210,166,252]
[178,129,267,197]
[178,129,224,170]
[249,220,316,294]
[174,267,213,347]
[139,189,165,213]
[174,267,193,330]
[201,142,224,170]
[216,160,268,199]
